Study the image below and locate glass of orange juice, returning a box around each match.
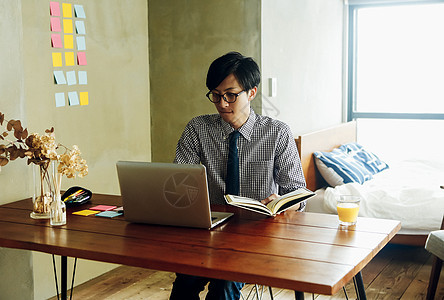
[337,195,360,226]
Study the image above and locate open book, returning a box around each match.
[224,187,315,216]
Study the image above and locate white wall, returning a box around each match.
[261,0,345,136]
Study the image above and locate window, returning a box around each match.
[347,1,444,161]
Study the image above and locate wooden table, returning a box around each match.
[0,194,400,299]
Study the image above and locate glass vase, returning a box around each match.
[50,194,66,226]
[30,160,54,219]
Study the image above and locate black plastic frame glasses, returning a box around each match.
[206,90,245,103]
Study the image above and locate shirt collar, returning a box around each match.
[219,108,256,142]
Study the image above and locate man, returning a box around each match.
[170,52,306,300]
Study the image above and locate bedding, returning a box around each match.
[317,158,444,232]
[297,121,442,244]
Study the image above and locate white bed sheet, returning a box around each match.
[307,158,444,233]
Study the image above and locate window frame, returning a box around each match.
[346,0,444,122]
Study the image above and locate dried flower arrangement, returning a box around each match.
[0,112,88,218]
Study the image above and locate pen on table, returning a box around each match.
[65,189,82,199]
[64,190,85,201]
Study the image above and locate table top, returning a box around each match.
[0,194,400,295]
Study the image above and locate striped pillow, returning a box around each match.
[313,149,373,187]
[339,143,389,174]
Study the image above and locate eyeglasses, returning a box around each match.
[206,90,245,103]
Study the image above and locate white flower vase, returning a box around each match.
[50,194,66,226]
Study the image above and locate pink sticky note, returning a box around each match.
[51,34,62,48]
[90,205,117,211]
[50,17,61,32]
[50,2,60,16]
[77,52,87,65]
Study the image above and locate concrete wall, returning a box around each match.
[0,0,150,298]
[261,0,344,135]
[148,0,262,162]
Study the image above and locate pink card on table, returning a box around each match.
[90,205,117,211]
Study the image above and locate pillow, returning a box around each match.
[339,143,389,174]
[313,149,373,187]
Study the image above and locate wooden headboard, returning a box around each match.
[295,121,357,192]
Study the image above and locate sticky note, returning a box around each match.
[78,71,87,84]
[76,36,86,50]
[51,34,62,48]
[74,4,86,18]
[63,19,73,33]
[52,52,63,67]
[90,205,117,211]
[95,211,122,218]
[50,2,60,16]
[66,71,76,85]
[68,91,80,106]
[75,20,85,34]
[73,209,99,216]
[77,52,87,65]
[65,52,75,66]
[50,17,61,32]
[79,92,89,106]
[63,35,73,49]
[55,93,65,107]
[62,3,72,18]
[53,70,66,84]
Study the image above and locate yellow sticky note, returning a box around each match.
[79,92,89,106]
[63,19,73,34]
[64,35,73,49]
[62,3,72,18]
[52,52,63,67]
[65,52,75,66]
[73,210,99,216]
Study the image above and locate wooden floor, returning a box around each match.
[51,244,444,300]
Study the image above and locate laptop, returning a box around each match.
[116,161,233,229]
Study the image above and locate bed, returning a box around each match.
[295,121,444,246]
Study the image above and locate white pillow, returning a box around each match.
[313,149,373,187]
[314,158,346,187]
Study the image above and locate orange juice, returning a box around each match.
[337,195,360,226]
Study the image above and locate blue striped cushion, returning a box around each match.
[339,143,389,174]
[313,149,373,186]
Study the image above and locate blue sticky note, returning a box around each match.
[76,36,86,51]
[53,70,66,84]
[95,211,122,218]
[55,93,65,107]
[75,20,86,34]
[68,91,80,106]
[66,71,77,85]
[74,4,86,18]
[78,71,87,85]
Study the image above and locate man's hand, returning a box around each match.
[260,194,279,205]
[261,193,301,211]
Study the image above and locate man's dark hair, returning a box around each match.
[206,52,261,92]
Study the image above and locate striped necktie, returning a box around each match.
[226,131,241,195]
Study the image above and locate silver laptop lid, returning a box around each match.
[116,161,231,229]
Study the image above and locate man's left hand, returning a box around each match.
[261,194,279,205]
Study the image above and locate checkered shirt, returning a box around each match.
[174,109,306,209]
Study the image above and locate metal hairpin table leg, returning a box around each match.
[295,290,305,300]
[354,271,367,300]
[53,255,76,300]
[61,256,67,300]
